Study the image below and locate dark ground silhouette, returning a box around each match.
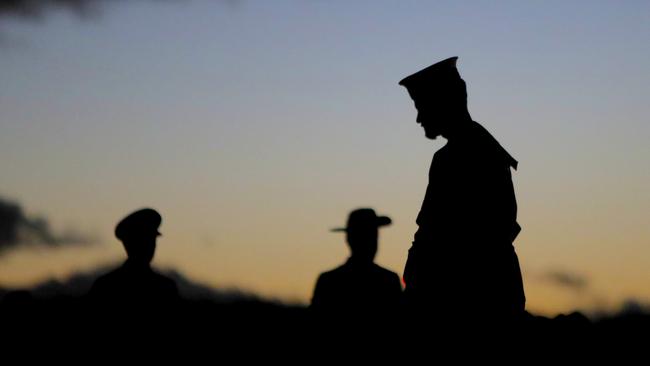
[1,270,648,353]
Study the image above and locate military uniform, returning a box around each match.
[404,121,525,319]
[311,208,402,320]
[88,208,179,310]
[311,258,402,314]
[89,261,179,308]
[399,57,525,321]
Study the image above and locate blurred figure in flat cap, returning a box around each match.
[311,208,402,321]
[89,208,178,310]
[399,57,525,324]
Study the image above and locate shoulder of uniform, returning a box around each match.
[96,266,124,282]
[371,263,399,278]
[321,264,348,278]
[151,269,177,285]
[469,122,518,169]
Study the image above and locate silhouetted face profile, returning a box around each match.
[411,89,467,140]
[115,208,162,267]
[332,208,391,264]
[400,56,470,140]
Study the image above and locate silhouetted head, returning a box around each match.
[115,208,161,267]
[331,208,391,263]
[399,56,471,140]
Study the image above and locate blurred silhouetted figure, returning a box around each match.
[89,208,179,310]
[311,208,402,319]
[399,57,525,323]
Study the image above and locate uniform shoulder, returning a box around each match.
[93,266,125,285]
[317,264,348,281]
[371,264,401,281]
[88,266,126,298]
[150,269,179,292]
[468,121,518,169]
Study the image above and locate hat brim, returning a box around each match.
[376,216,392,227]
[330,227,347,232]
[329,216,392,233]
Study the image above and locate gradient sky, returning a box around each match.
[0,0,648,316]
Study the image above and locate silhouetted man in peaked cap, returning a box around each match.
[89,208,179,310]
[399,57,525,323]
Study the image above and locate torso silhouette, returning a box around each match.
[89,260,179,308]
[311,257,402,316]
[404,120,525,319]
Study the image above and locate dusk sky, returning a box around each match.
[0,0,648,316]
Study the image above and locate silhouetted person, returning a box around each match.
[399,57,525,323]
[311,208,402,319]
[89,208,179,310]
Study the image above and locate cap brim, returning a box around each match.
[399,56,459,88]
[377,216,392,227]
[330,227,347,233]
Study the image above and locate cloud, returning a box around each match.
[0,0,240,46]
[0,196,93,254]
[618,299,650,316]
[543,270,589,292]
[0,0,105,20]
[0,0,239,21]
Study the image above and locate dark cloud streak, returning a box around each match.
[0,0,104,20]
[0,0,239,21]
[0,196,93,254]
[543,270,589,292]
